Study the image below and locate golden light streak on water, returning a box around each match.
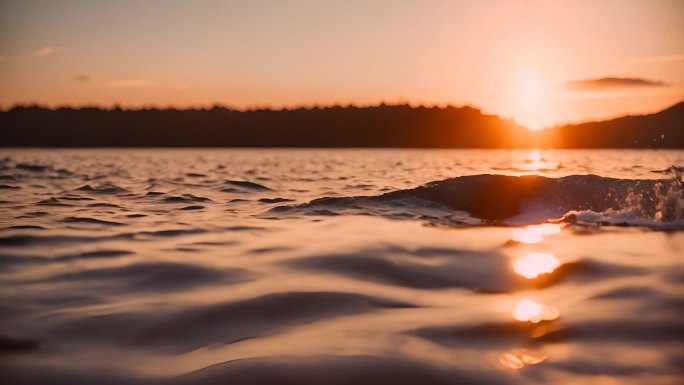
[499,352,547,369]
[513,252,559,279]
[511,224,561,244]
[513,300,560,323]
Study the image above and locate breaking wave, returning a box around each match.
[271,174,684,229]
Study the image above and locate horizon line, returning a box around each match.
[2,99,681,130]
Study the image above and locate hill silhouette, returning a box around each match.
[546,101,684,148]
[1,102,682,148]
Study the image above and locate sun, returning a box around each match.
[514,71,546,131]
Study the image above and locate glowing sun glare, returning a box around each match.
[515,72,545,131]
[513,253,559,279]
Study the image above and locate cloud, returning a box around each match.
[75,74,98,82]
[31,46,63,57]
[75,76,152,88]
[104,79,153,88]
[629,54,684,64]
[566,77,669,91]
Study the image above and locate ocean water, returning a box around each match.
[1,149,683,385]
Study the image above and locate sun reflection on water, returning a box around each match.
[513,300,559,323]
[526,149,542,163]
[511,223,561,244]
[499,352,547,370]
[520,149,557,172]
[513,252,559,279]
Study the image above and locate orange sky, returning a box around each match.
[0,0,683,128]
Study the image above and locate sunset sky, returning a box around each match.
[1,0,682,128]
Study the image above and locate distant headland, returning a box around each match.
[1,102,682,148]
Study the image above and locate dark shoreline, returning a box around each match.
[1,102,682,148]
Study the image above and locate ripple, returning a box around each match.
[15,163,49,172]
[224,180,272,191]
[39,261,246,293]
[87,202,122,208]
[4,225,46,230]
[178,205,205,210]
[0,335,40,353]
[171,355,515,385]
[0,355,516,385]
[259,197,294,203]
[284,248,517,291]
[0,249,132,268]
[0,233,134,246]
[163,194,212,203]
[37,197,73,206]
[75,184,128,194]
[62,216,125,226]
[139,229,207,237]
[46,291,412,353]
[140,291,413,352]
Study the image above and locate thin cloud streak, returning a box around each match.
[104,79,153,88]
[629,54,684,64]
[566,77,669,91]
[31,46,63,57]
[75,74,97,82]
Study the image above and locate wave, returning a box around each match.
[270,174,684,229]
[283,246,646,293]
[37,261,246,293]
[41,291,412,354]
[0,355,514,385]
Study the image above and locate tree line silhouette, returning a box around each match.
[1,102,682,148]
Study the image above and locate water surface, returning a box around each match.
[1,149,683,384]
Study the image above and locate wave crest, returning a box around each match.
[270,174,684,229]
